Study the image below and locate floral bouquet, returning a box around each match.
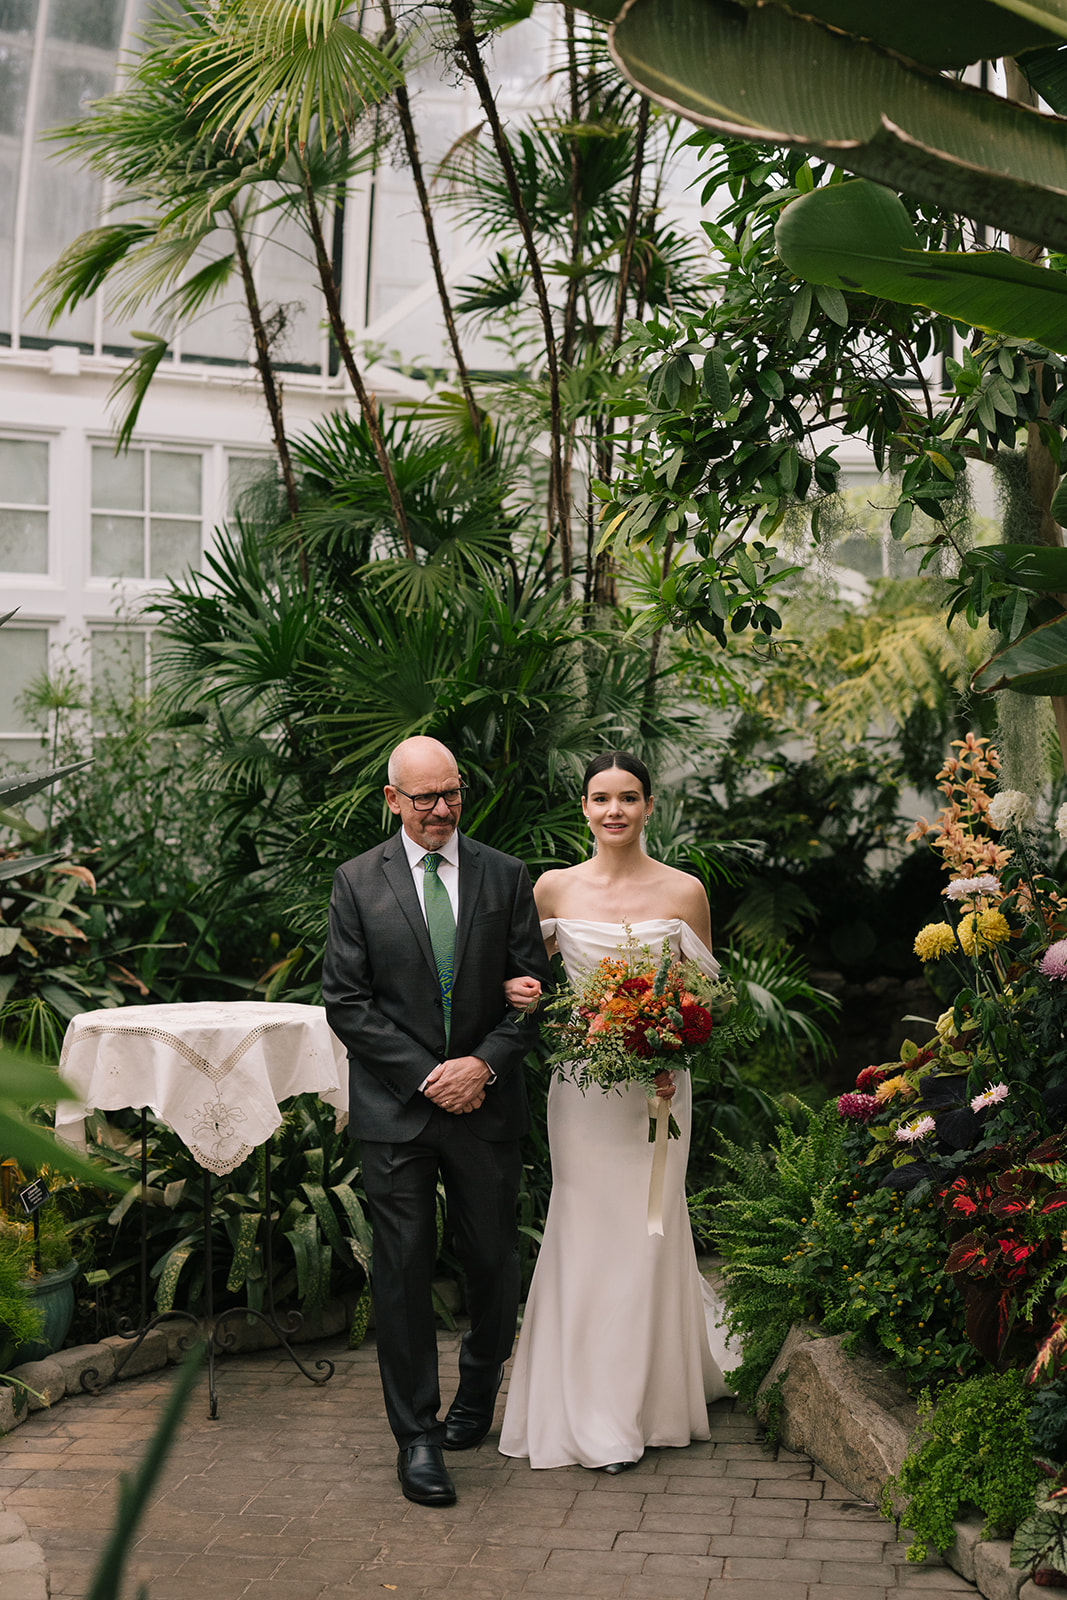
[542,929,747,1140]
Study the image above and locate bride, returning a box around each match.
[497,751,734,1473]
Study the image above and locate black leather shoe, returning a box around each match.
[443,1365,504,1451]
[397,1444,457,1506]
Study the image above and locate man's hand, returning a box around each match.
[423,1056,491,1113]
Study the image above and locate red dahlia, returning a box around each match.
[680,1003,713,1045]
[855,1065,889,1091]
[618,976,652,996]
[622,1025,656,1059]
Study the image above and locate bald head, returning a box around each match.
[387,737,459,789]
[384,737,463,849]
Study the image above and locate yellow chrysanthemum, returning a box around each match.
[914,923,957,962]
[875,1074,914,1104]
[958,908,1011,956]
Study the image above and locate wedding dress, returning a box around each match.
[498,917,735,1471]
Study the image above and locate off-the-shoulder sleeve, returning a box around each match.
[539,918,557,939]
[679,922,720,979]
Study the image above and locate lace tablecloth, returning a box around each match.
[55,1001,349,1175]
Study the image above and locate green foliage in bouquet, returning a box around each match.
[881,1372,1040,1561]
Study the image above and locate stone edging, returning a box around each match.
[757,1320,1047,1600]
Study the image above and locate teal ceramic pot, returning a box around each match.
[17,1259,79,1363]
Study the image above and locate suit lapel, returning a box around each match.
[453,833,483,985]
[381,834,438,984]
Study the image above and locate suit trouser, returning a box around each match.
[360,1105,522,1449]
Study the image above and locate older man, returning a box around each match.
[322,736,550,1506]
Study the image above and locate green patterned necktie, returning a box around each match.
[422,852,456,1047]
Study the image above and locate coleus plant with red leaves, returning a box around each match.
[941,1134,1067,1368]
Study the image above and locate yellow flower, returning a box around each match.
[914,923,957,961]
[958,908,1011,956]
[934,1009,956,1043]
[875,1074,914,1104]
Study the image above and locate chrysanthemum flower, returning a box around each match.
[958,909,1011,956]
[875,1075,914,1104]
[837,1092,879,1122]
[943,874,1001,900]
[855,1065,889,1091]
[971,1083,1009,1112]
[896,1115,936,1143]
[1040,939,1067,981]
[914,923,957,962]
[988,789,1034,831]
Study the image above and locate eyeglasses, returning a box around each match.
[394,781,467,812]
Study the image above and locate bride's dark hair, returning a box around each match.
[581,751,653,801]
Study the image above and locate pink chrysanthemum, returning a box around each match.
[1040,940,1067,980]
[837,1092,880,1122]
[896,1115,936,1143]
[971,1082,1009,1112]
[943,874,1001,900]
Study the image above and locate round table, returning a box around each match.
[55,1001,350,1415]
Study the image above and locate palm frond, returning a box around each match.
[109,335,172,453]
[181,0,403,157]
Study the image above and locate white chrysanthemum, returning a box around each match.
[971,1083,1009,1112]
[943,875,1001,900]
[987,789,1034,831]
[896,1115,936,1143]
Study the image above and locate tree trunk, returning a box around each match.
[379,0,481,439]
[301,164,415,560]
[449,0,571,576]
[1004,59,1067,774]
[229,206,304,570]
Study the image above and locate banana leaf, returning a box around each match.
[762,0,1064,67]
[972,611,1067,695]
[775,180,1067,351]
[596,0,1067,254]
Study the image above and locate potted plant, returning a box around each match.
[0,1204,77,1363]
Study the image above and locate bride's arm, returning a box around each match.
[678,873,712,949]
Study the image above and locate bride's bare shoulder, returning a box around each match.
[653,862,711,933]
[533,862,594,918]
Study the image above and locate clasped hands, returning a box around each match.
[423,1056,490,1114]
[502,977,676,1102]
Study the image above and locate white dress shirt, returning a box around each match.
[399,825,460,924]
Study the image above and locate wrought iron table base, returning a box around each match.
[81,1111,335,1417]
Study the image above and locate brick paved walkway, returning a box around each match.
[0,1332,977,1600]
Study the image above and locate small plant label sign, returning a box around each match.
[17,1178,48,1216]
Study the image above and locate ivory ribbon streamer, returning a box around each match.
[647,1095,669,1236]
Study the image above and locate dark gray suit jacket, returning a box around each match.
[322,831,551,1143]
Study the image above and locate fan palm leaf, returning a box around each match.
[180,0,403,157]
